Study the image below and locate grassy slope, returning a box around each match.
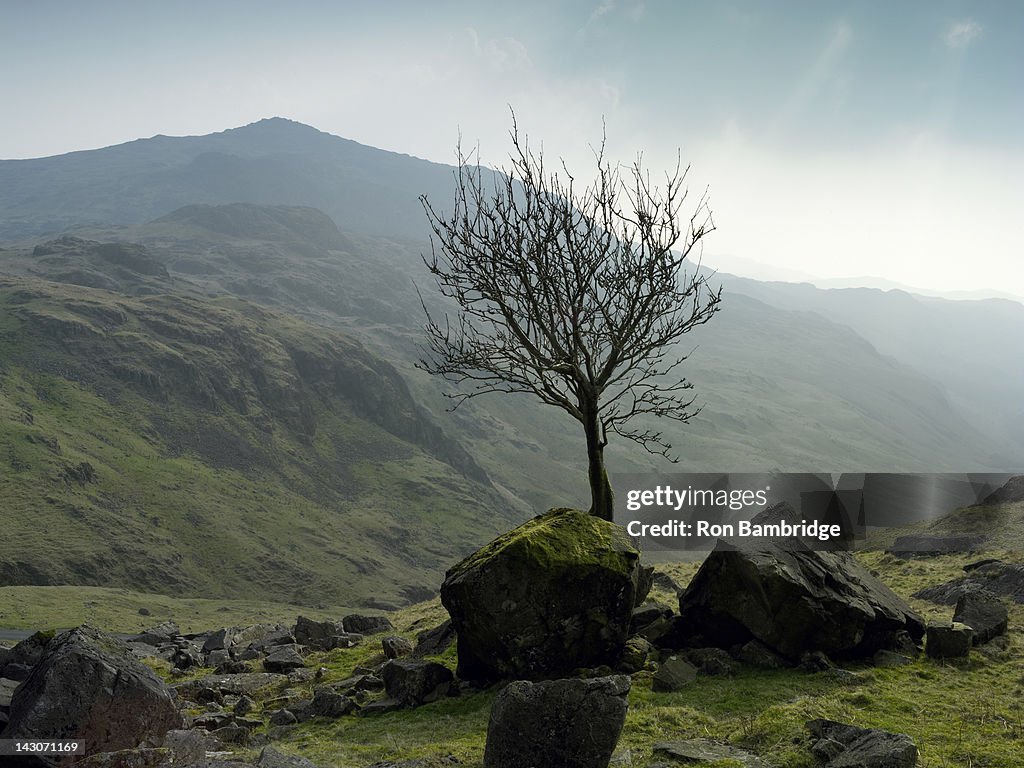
[0,277,516,606]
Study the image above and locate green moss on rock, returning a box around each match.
[441,508,647,682]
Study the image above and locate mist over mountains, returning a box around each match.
[0,118,1019,603]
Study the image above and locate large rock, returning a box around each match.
[293,617,343,650]
[483,675,630,768]
[925,622,972,658]
[677,538,924,661]
[441,508,648,681]
[342,614,395,635]
[3,626,182,759]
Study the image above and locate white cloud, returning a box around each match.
[944,19,982,49]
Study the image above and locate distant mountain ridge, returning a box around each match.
[0,117,458,241]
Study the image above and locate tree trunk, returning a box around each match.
[584,407,614,521]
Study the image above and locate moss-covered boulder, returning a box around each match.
[440,508,649,682]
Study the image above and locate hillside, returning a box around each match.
[0,277,517,606]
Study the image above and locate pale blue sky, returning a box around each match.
[1,0,1021,294]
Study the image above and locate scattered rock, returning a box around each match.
[264,645,305,673]
[685,647,735,676]
[630,601,674,634]
[806,719,916,767]
[130,621,181,647]
[483,675,630,768]
[953,589,1009,644]
[269,708,298,726]
[798,650,834,672]
[380,660,454,707]
[234,695,255,716]
[293,616,343,650]
[652,739,770,767]
[343,614,395,635]
[357,698,402,716]
[413,620,456,658]
[203,628,238,653]
[161,728,222,765]
[913,561,1024,605]
[677,521,925,660]
[441,508,648,682]
[311,686,358,717]
[652,656,698,692]
[652,571,682,595]
[174,672,288,697]
[382,636,414,659]
[872,650,913,667]
[737,640,790,670]
[926,622,973,659]
[617,637,651,673]
[256,745,320,768]
[4,626,182,755]
[77,747,170,768]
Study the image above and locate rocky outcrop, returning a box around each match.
[676,541,924,661]
[3,626,182,760]
[379,660,454,707]
[483,676,630,768]
[440,508,649,682]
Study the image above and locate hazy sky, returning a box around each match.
[2,0,1022,295]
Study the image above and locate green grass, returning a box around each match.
[6,551,1001,768]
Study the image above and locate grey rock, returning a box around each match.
[268,708,298,726]
[630,601,673,634]
[342,614,395,635]
[256,746,320,768]
[677,518,925,661]
[382,636,414,659]
[484,675,630,768]
[653,739,770,767]
[203,628,238,653]
[926,622,973,659]
[953,589,1008,644]
[174,672,288,697]
[77,747,171,768]
[888,534,985,558]
[293,616,343,650]
[652,656,698,692]
[130,621,181,647]
[806,719,917,768]
[234,695,255,716]
[264,645,305,673]
[871,650,913,668]
[162,728,221,764]
[357,697,402,716]
[413,620,455,658]
[211,724,250,745]
[685,647,735,676]
[311,686,358,717]
[380,659,454,707]
[4,626,182,755]
[738,640,789,669]
[913,561,1024,605]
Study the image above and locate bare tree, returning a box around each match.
[418,117,721,521]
